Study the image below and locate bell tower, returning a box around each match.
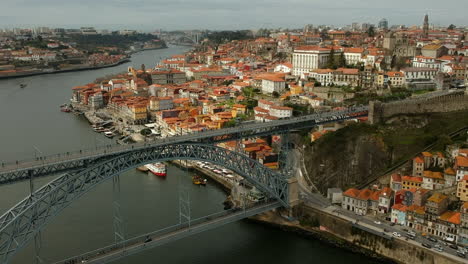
[423,14,429,38]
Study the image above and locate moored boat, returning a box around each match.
[104,131,115,138]
[137,166,149,172]
[146,162,166,177]
[192,175,207,186]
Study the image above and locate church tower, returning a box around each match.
[423,14,429,38]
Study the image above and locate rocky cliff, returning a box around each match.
[302,111,468,193]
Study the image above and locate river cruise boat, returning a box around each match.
[146,162,167,177]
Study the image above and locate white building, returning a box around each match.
[269,106,293,119]
[412,56,442,70]
[261,78,285,94]
[402,67,438,82]
[292,46,338,76]
[344,48,363,65]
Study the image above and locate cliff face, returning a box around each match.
[303,124,390,193]
[302,110,468,193]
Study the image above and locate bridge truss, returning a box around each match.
[0,143,288,263]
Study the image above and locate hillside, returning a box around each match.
[303,110,468,193]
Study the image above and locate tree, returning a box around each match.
[367,26,375,37]
[447,24,456,30]
[327,48,335,69]
[338,52,346,68]
[272,91,280,98]
[140,128,152,136]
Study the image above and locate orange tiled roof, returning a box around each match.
[343,188,360,198]
[392,204,408,212]
[427,193,448,204]
[455,156,468,167]
[439,211,461,225]
[413,156,424,163]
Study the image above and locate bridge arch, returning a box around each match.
[0,143,288,262]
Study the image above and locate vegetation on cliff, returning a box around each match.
[303,110,468,193]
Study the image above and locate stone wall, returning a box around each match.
[369,90,468,124]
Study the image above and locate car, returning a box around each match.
[406,234,416,240]
[392,232,401,237]
[435,247,443,252]
[427,237,437,242]
[374,221,381,225]
[407,231,416,237]
[389,222,396,226]
[422,243,432,249]
[456,252,466,258]
[403,228,409,232]
[449,244,458,250]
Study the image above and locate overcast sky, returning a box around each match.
[1,0,467,30]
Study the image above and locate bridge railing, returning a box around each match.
[55,201,276,264]
[0,107,368,173]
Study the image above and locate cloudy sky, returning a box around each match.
[1,0,467,30]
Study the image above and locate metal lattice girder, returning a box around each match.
[0,143,289,263]
[0,107,369,185]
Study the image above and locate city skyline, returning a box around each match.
[1,0,467,30]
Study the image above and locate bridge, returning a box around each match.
[0,106,368,263]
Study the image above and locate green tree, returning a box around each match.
[447,24,456,30]
[338,52,346,67]
[272,91,280,98]
[327,48,335,69]
[367,26,375,37]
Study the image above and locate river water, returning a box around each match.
[0,46,377,264]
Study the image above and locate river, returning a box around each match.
[0,46,377,264]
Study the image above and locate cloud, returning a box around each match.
[0,0,466,30]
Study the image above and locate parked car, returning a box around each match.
[435,247,443,252]
[427,237,437,243]
[449,244,458,250]
[422,243,432,249]
[456,251,466,258]
[389,222,395,226]
[392,232,401,237]
[374,221,381,225]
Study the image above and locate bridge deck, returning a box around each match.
[55,201,281,264]
[0,107,367,182]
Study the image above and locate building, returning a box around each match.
[425,193,449,221]
[423,14,429,38]
[421,44,448,59]
[460,202,468,246]
[378,187,394,213]
[151,69,186,85]
[391,204,408,225]
[422,171,445,190]
[412,156,424,176]
[436,211,460,242]
[269,106,293,119]
[261,77,285,94]
[457,175,468,202]
[327,188,343,204]
[402,176,423,189]
[343,48,364,66]
[387,71,405,87]
[390,174,402,191]
[455,155,468,181]
[378,18,388,30]
[292,46,341,76]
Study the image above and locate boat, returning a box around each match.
[20,83,27,88]
[192,175,207,186]
[60,107,71,112]
[146,162,167,177]
[93,127,105,132]
[136,166,149,172]
[104,131,115,138]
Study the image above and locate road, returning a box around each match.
[302,194,467,262]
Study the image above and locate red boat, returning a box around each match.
[146,162,167,177]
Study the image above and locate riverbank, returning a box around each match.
[0,58,131,80]
[249,203,465,264]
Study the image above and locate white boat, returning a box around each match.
[104,131,115,138]
[146,162,167,177]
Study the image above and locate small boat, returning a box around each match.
[104,131,115,138]
[60,107,71,112]
[20,83,27,88]
[137,166,149,172]
[146,162,166,177]
[93,127,105,132]
[192,175,207,186]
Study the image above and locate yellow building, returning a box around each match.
[402,176,423,189]
[457,175,468,202]
[130,104,148,124]
[289,84,303,95]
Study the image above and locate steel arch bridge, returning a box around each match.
[0,143,289,263]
